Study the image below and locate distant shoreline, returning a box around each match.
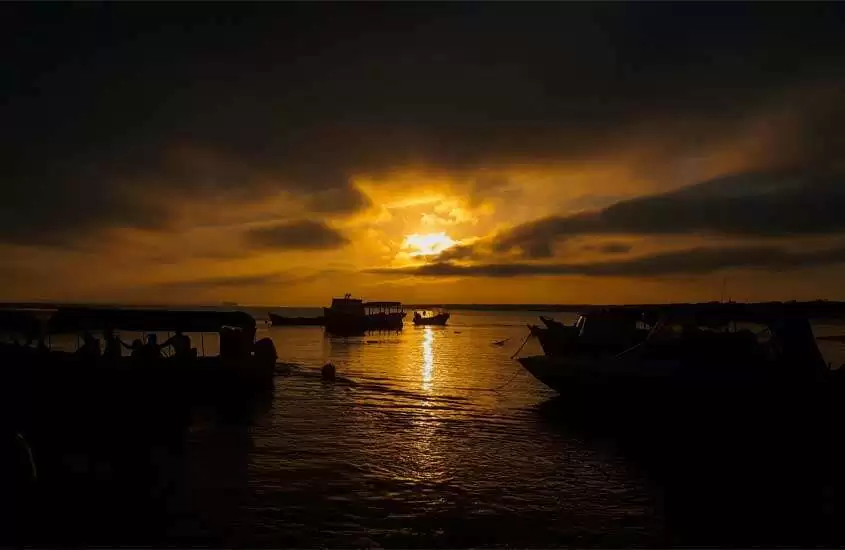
[3,300,844,314]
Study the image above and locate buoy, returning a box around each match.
[322,362,337,381]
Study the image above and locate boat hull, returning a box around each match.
[269,313,324,326]
[323,308,404,333]
[517,353,789,404]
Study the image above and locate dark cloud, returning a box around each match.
[155,273,287,289]
[371,244,845,278]
[495,170,845,257]
[245,220,349,251]
[583,243,633,255]
[1,4,844,245]
[155,268,345,290]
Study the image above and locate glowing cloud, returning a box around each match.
[402,232,458,257]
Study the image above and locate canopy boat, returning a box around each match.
[0,307,279,402]
[268,312,325,326]
[518,303,837,402]
[412,309,450,326]
[323,294,405,334]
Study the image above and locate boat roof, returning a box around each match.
[47,307,256,333]
[581,301,845,325]
[365,301,402,307]
[0,309,43,334]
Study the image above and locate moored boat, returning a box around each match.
[518,304,835,400]
[530,309,651,357]
[323,294,405,334]
[268,312,325,326]
[0,307,279,400]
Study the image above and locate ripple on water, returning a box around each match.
[162,310,666,546]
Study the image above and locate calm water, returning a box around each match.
[145,309,663,546]
[22,308,845,545]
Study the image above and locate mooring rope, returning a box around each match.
[509,328,534,360]
[487,329,537,392]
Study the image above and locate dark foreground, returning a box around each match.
[3,312,845,546]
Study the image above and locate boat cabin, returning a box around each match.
[45,306,259,357]
[365,301,404,316]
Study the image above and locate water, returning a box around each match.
[160,309,658,546]
[13,308,845,545]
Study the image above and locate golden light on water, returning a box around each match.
[403,232,457,257]
[422,326,434,391]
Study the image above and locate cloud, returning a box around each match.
[155,272,288,289]
[583,242,633,255]
[369,244,845,278]
[245,220,350,251]
[155,268,347,290]
[1,4,844,248]
[494,170,845,257]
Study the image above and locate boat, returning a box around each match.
[518,303,836,401]
[268,312,324,326]
[412,309,450,326]
[539,316,569,331]
[323,294,405,334]
[0,307,279,400]
[529,309,651,357]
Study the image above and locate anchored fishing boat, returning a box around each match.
[323,294,405,334]
[518,303,838,400]
[529,309,652,357]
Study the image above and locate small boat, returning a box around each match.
[323,294,405,334]
[412,309,450,326]
[268,313,324,326]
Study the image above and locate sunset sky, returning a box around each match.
[2,3,845,306]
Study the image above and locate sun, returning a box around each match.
[402,232,457,257]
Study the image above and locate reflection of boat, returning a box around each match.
[412,310,450,326]
[268,313,324,326]
[323,294,405,334]
[519,304,833,398]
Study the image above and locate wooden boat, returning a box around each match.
[323,294,405,334]
[530,310,650,357]
[412,310,450,326]
[518,303,835,400]
[268,312,324,326]
[0,307,279,400]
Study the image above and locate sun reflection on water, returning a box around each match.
[422,326,434,391]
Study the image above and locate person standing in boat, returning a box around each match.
[75,331,101,359]
[140,334,164,361]
[103,329,125,361]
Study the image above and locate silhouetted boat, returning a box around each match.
[519,303,837,400]
[323,294,405,334]
[530,309,651,357]
[412,310,450,326]
[268,313,324,326]
[0,307,279,398]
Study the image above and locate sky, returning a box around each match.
[2,3,845,306]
